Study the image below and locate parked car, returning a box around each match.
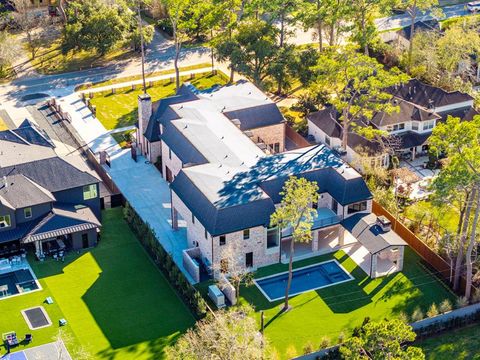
[467,1,480,12]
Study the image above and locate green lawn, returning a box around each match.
[418,323,480,360]
[0,208,194,359]
[90,72,228,130]
[199,248,456,357]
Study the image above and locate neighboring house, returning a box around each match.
[307,79,478,169]
[8,0,59,15]
[380,20,440,50]
[134,80,407,282]
[0,122,101,259]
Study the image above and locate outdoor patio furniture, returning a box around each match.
[59,318,67,326]
[45,297,54,304]
[0,285,8,297]
[2,332,19,347]
[24,334,32,343]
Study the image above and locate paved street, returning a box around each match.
[375,3,469,31]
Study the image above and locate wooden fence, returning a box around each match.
[372,200,468,295]
[285,125,311,148]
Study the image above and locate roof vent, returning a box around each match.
[376,215,391,232]
[222,106,226,112]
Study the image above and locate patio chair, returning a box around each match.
[24,334,32,343]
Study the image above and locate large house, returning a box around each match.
[0,121,101,259]
[136,81,407,282]
[307,79,478,168]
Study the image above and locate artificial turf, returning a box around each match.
[199,248,457,357]
[90,72,228,130]
[0,208,195,359]
[417,322,480,360]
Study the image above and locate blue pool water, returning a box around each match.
[254,260,353,301]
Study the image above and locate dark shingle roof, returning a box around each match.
[144,85,199,142]
[171,145,372,236]
[161,120,208,165]
[387,79,473,109]
[0,174,54,209]
[307,107,384,155]
[0,157,99,193]
[11,119,54,148]
[370,98,439,127]
[396,131,431,149]
[224,103,285,130]
[0,220,37,244]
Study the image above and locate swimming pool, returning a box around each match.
[0,269,39,299]
[254,260,354,301]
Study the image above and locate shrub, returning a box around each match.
[303,341,315,354]
[123,201,208,318]
[319,336,331,350]
[426,303,439,317]
[285,345,298,359]
[411,307,424,322]
[398,311,409,323]
[439,299,452,313]
[456,296,469,308]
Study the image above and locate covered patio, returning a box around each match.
[342,213,407,278]
[280,208,347,262]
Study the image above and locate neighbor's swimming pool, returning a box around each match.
[254,260,354,302]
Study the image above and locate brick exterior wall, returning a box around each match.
[161,142,183,182]
[249,123,286,153]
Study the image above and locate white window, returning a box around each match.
[83,184,98,200]
[24,207,32,219]
[412,122,419,131]
[0,215,11,228]
[423,120,435,131]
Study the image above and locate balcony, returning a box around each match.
[281,208,342,238]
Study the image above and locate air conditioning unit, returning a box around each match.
[208,284,225,308]
[376,215,392,232]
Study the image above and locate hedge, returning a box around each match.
[123,202,208,319]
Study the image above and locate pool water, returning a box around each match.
[0,269,39,298]
[254,260,353,301]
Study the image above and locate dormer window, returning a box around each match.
[412,122,419,131]
[423,120,435,131]
[0,215,11,228]
[387,123,405,132]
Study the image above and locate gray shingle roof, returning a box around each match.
[0,174,55,209]
[342,213,406,254]
[370,98,439,127]
[0,157,99,193]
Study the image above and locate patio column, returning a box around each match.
[411,147,416,160]
[338,227,345,247]
[35,241,43,256]
[172,208,179,230]
[312,231,319,252]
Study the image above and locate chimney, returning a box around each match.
[137,93,152,139]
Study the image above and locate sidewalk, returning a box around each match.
[60,89,194,283]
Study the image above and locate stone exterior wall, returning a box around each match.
[147,141,162,164]
[161,142,183,182]
[137,94,152,158]
[171,191,280,273]
[212,226,279,272]
[249,123,286,153]
[171,190,210,258]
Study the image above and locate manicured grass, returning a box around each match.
[418,323,480,360]
[199,248,456,357]
[90,72,228,130]
[111,129,135,149]
[0,208,194,359]
[77,63,212,90]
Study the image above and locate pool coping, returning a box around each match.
[21,305,53,330]
[0,263,43,301]
[253,259,355,302]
